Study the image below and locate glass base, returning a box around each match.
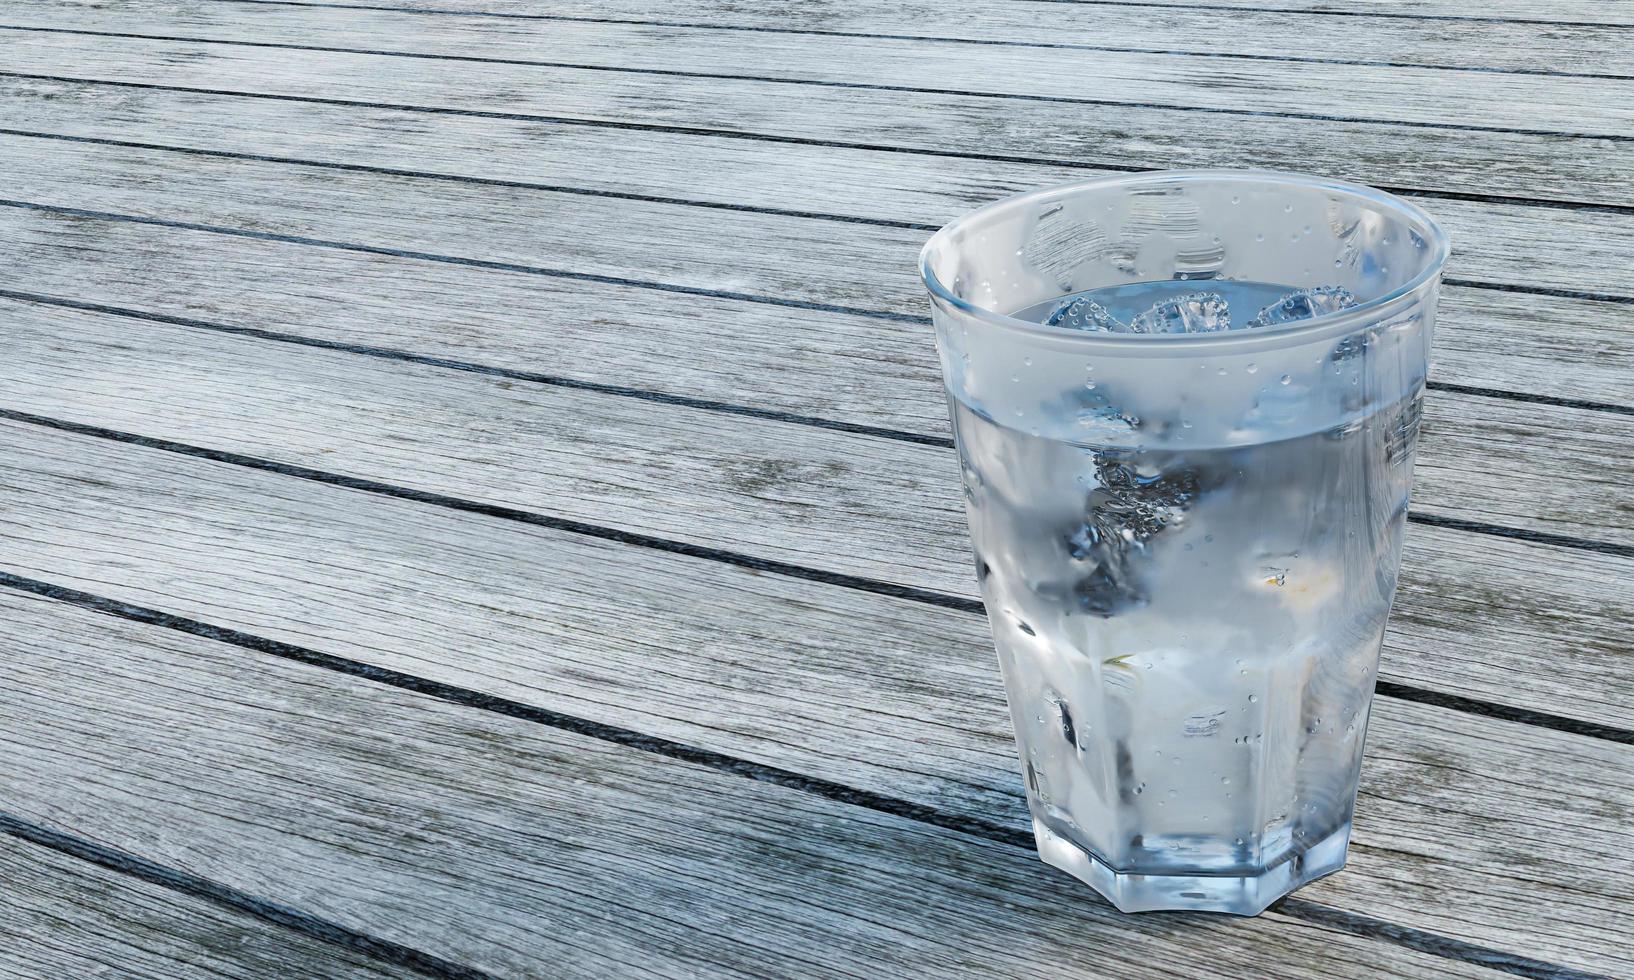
[1034,818,1351,915]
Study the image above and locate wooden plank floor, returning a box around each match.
[1,1,1629,977]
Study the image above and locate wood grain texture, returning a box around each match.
[8,1,1633,138]
[0,425,1628,974]
[3,275,1630,611]
[0,587,1525,980]
[293,0,1634,28]
[0,836,398,980]
[3,119,1630,321]
[194,0,1634,76]
[3,34,1632,209]
[0,134,1626,413]
[0,253,1627,718]
[2,202,1629,421]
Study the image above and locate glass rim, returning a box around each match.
[919,169,1451,352]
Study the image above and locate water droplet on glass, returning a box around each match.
[1230,195,1240,205]
[1255,233,1265,242]
[1283,204,1294,213]
[1216,367,1228,376]
[1010,374,1020,383]
[1245,363,1258,374]
[1221,776,1231,785]
[1023,356,1032,366]
[1085,381,1098,391]
[1279,374,1292,386]
[1248,694,1259,703]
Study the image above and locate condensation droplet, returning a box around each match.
[1248,694,1259,703]
[1245,363,1258,374]
[1279,374,1292,386]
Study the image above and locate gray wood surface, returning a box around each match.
[10,0,1633,138]
[0,587,1526,980]
[4,296,1629,607]
[4,32,1633,208]
[246,0,1634,75]
[0,92,1630,409]
[1,201,1629,417]
[0,836,398,980]
[3,0,1630,975]
[1,420,1631,975]
[293,0,1634,28]
[9,128,1627,328]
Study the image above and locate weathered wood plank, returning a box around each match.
[8,2,1632,138]
[0,588,1532,980]
[0,145,1626,413]
[0,835,399,980]
[3,121,1629,317]
[3,35,1631,209]
[2,268,1629,601]
[1,105,1629,411]
[0,425,1629,974]
[194,0,1634,76]
[298,0,1634,29]
[3,297,1630,728]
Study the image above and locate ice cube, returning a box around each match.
[1063,452,1207,617]
[1127,291,1232,334]
[1246,285,1358,330]
[1046,295,1125,332]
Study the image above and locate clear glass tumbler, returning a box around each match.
[920,171,1449,914]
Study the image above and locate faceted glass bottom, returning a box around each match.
[1034,818,1352,915]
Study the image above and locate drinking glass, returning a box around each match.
[919,171,1449,914]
